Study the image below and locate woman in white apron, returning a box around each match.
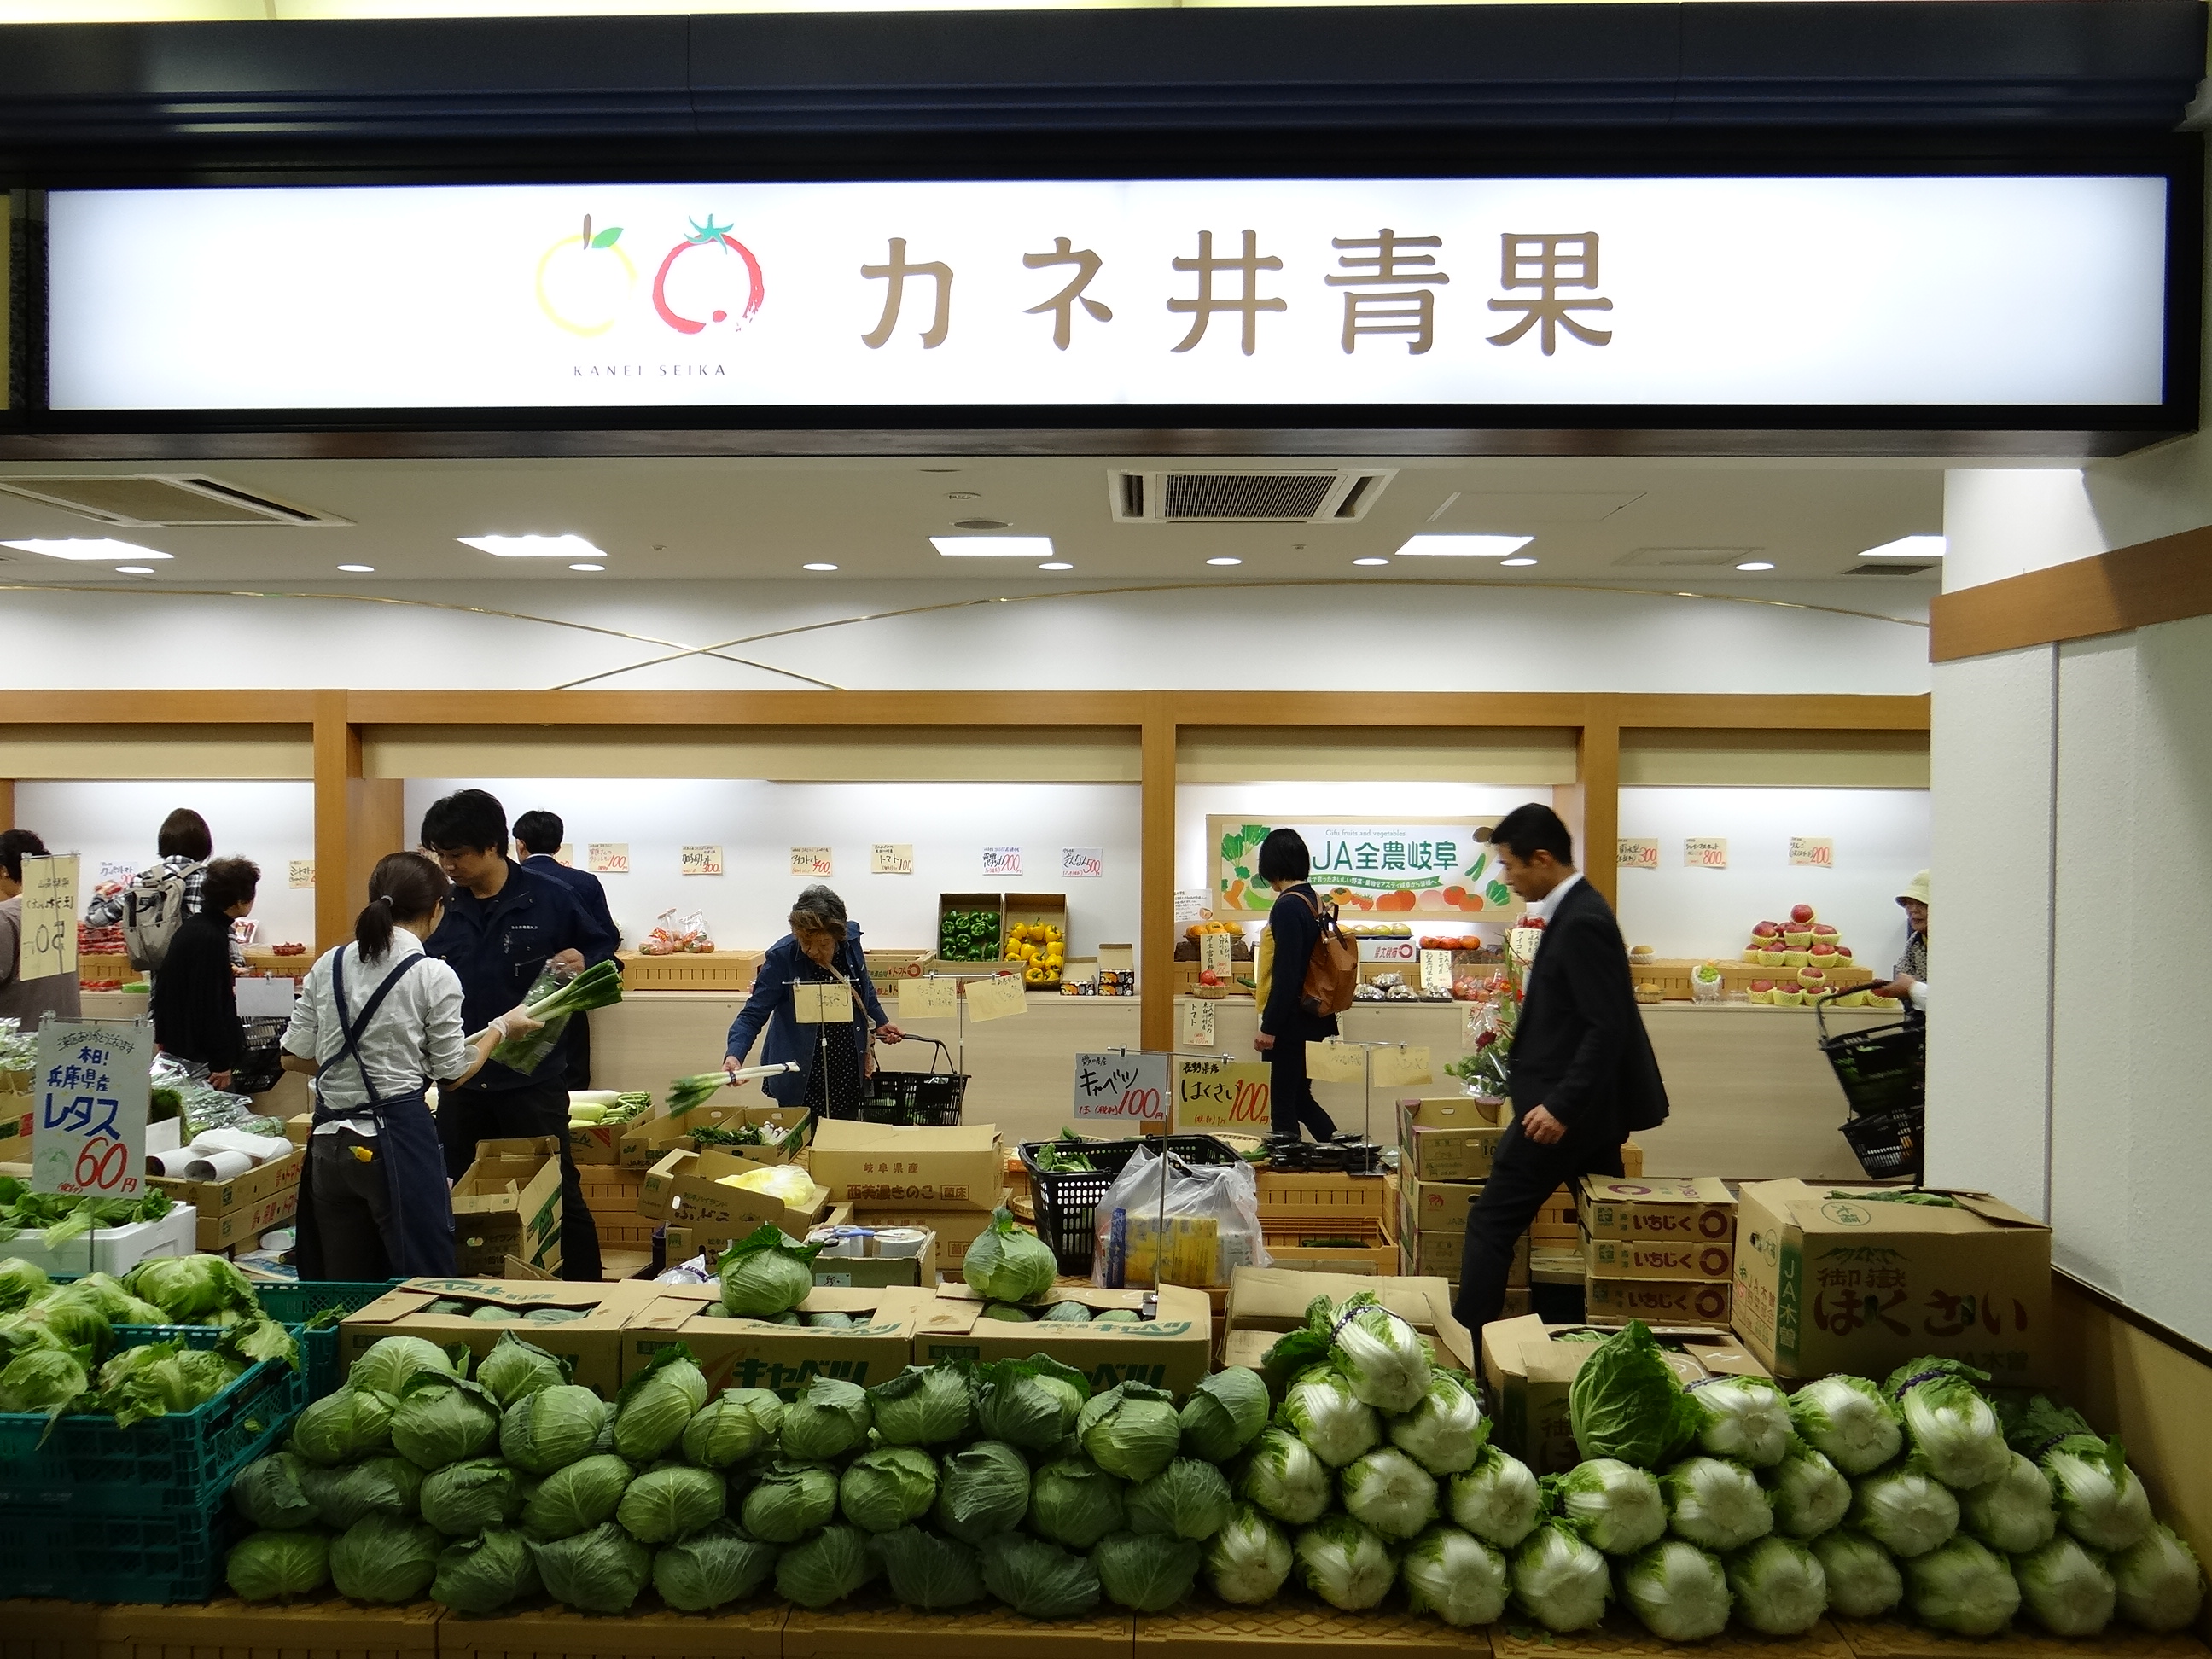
[282,852,541,1279]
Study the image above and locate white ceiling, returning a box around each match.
[0,453,1947,591]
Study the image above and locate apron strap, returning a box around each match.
[329,949,429,1109]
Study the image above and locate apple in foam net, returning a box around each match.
[1811,923,1838,940]
[1791,903,1817,924]
[1750,979,1774,992]
[1808,942,1837,961]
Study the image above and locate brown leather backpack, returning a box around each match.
[1295,889,1360,1016]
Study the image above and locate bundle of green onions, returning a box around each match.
[666,1073,731,1115]
[488,961,626,1073]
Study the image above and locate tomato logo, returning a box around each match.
[536,216,637,336]
[652,215,765,335]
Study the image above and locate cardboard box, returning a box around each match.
[1400,1174,1482,1235]
[150,1147,302,1217]
[807,1226,940,1289]
[339,1278,653,1394]
[809,1121,1004,1210]
[1261,1216,1397,1276]
[1586,1273,1734,1327]
[1399,1093,1505,1129]
[1732,1179,2054,1385]
[935,892,1004,965]
[850,1196,1005,1263]
[199,1181,300,1252]
[1580,1174,1737,1244]
[909,1283,1214,1394]
[622,1282,927,1394]
[1254,1169,1391,1225]
[1481,1314,1771,1475]
[1530,1185,1581,1241]
[1530,1243,1586,1286]
[1582,1227,1736,1283]
[285,1113,313,1149]
[1224,1266,1476,1371]
[451,1137,565,1276]
[1402,1121,1506,1182]
[1622,1138,1645,1177]
[1004,892,1068,987]
[1408,1228,1527,1285]
[637,1146,830,1237]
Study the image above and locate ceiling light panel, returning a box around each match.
[933,536,1055,557]
[2,538,172,561]
[1859,533,1946,561]
[459,533,607,558]
[1394,534,1534,558]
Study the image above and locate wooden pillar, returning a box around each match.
[1563,698,1622,907]
[311,693,404,952]
[0,778,14,832]
[1139,694,1178,1055]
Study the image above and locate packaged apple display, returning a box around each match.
[1743,905,1895,1009]
[641,908,716,955]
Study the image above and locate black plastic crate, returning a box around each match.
[1841,1107,1925,1181]
[1816,995,1925,1118]
[1019,1134,1242,1275]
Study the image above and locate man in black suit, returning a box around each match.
[514,809,623,1091]
[1455,802,1671,1333]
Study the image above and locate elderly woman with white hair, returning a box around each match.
[723,885,904,1120]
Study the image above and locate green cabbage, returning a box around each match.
[419,1457,522,1536]
[521,1452,634,1540]
[290,1384,395,1465]
[1689,1377,1792,1468]
[300,1455,422,1529]
[1079,1381,1183,1482]
[1125,1456,1234,1542]
[1177,1366,1270,1463]
[1277,1364,1380,1469]
[225,1529,330,1602]
[2110,1523,2207,1631]
[432,1528,540,1614]
[1555,1457,1665,1556]
[1724,1535,1828,1635]
[329,1514,441,1604]
[1295,1513,1395,1611]
[934,1439,1033,1545]
[652,1519,779,1612]
[962,1207,1057,1303]
[872,1525,987,1610]
[1448,1445,1542,1549]
[616,1463,727,1544]
[1029,1455,1128,1550]
[474,1331,566,1407]
[1204,1504,1291,1605]
[1811,1526,1903,1619]
[390,1374,499,1470]
[1093,1530,1202,1612]
[778,1375,873,1461]
[1786,1374,1901,1476]
[1661,1456,1773,1552]
[1400,1524,1509,1627]
[741,1458,841,1544]
[973,1355,1087,1450]
[1386,1371,1487,1476]
[1901,1535,2020,1636]
[1960,1450,2057,1554]
[498,1383,610,1475]
[776,1522,879,1609]
[1339,1446,1439,1541]
[1617,1538,1730,1641]
[979,1532,1101,1620]
[231,1450,319,1531]
[1849,1464,1960,1558]
[1884,1359,2008,1491]
[839,1445,939,1533]
[719,1224,821,1317]
[871,1361,980,1447]
[1567,1321,1698,1470]
[2017,1534,2116,1636]
[1237,1425,1331,1526]
[1043,1301,1092,1323]
[682,1388,779,1467]
[1509,1517,1610,1633]
[530,1521,653,1614]
[0,1257,49,1314]
[346,1335,458,1398]
[611,1344,707,1463]
[1761,1440,1851,1539]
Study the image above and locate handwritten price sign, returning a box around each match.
[1198,933,1234,978]
[1179,998,1216,1047]
[1684,837,1730,870]
[981,847,1024,877]
[1072,1051,1169,1121]
[588,843,631,876]
[1062,846,1105,878]
[682,846,725,877]
[18,855,79,982]
[32,1020,150,1200]
[1790,837,1835,868]
[1175,1058,1272,1132]
[965,972,1028,1022]
[1618,838,1659,871]
[790,847,834,878]
[1305,1040,1367,1084]
[871,844,915,876]
[288,859,317,890]
[1419,949,1455,993]
[896,977,958,1021]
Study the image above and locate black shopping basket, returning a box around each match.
[860,1039,969,1126]
[1019,1134,1242,1276]
[1839,1106,1925,1182]
[1815,992,1926,1181]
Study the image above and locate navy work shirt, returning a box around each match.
[521,853,621,947]
[425,857,619,1093]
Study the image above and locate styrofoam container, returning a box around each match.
[2,1203,197,1278]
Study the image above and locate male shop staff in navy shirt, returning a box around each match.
[420,789,620,1281]
[513,809,621,1092]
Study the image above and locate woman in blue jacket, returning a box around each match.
[724,885,904,1118]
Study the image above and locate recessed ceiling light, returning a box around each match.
[1206,557,1243,567]
[114,565,154,575]
[337,563,375,573]
[1859,533,1946,562]
[952,518,1009,531]
[946,492,981,501]
[568,562,605,572]
[1038,562,1074,571]
[1735,560,1776,572]
[459,533,606,559]
[933,535,1054,558]
[1353,556,1390,567]
[2,538,171,562]
[1394,533,1534,558]
[1500,556,1539,568]
[802,562,839,572]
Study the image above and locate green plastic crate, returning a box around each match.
[0,1495,238,1603]
[254,1278,403,1399]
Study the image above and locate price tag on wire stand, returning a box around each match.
[1371,1045,1435,1088]
[18,856,79,982]
[897,977,958,1021]
[1305,1039,1367,1083]
[965,972,1028,1022]
[793,982,853,1024]
[32,1018,151,1201]
[1072,1051,1169,1121]
[1175,1058,1272,1132]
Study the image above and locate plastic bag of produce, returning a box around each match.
[1091,1146,1268,1289]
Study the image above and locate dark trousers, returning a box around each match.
[1267,1023,1339,1142]
[438,1074,602,1282]
[562,1012,593,1092]
[1454,1110,1624,1334]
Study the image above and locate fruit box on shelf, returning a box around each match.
[614,949,764,992]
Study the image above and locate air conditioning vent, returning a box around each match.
[1842,562,1937,576]
[0,474,351,527]
[1110,469,1394,523]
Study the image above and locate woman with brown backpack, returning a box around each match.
[1249,828,1355,1142]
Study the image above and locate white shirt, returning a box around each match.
[282,928,468,1129]
[1527,870,1583,921]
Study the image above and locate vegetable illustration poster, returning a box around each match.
[1206,815,1506,917]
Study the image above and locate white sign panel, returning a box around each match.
[47,177,2167,411]
[32,1019,151,1200]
